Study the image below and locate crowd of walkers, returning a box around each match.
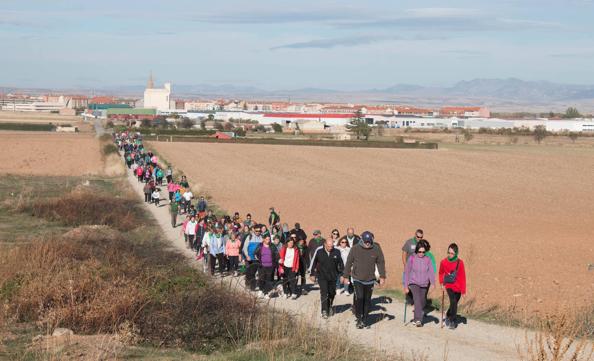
[115,131,467,330]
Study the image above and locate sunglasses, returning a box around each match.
[340,241,347,244]
[418,251,426,254]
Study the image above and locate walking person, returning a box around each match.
[203,223,227,276]
[309,238,344,319]
[290,222,307,242]
[169,198,179,227]
[296,238,309,295]
[279,235,300,299]
[185,215,198,250]
[307,230,325,259]
[330,229,340,246]
[268,207,280,227]
[336,237,351,294]
[167,181,177,203]
[242,226,263,291]
[151,188,160,206]
[439,243,466,330]
[197,196,207,219]
[182,189,193,214]
[342,231,386,329]
[226,232,242,276]
[143,183,151,203]
[166,166,173,184]
[403,240,435,327]
[339,227,361,248]
[402,229,424,304]
[254,235,279,299]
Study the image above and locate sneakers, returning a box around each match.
[356,319,365,329]
[321,312,329,319]
[415,321,423,327]
[291,294,298,300]
[448,321,457,330]
[285,293,291,299]
[257,291,264,298]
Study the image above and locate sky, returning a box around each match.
[1,0,593,90]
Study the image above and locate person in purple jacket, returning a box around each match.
[403,240,435,327]
[254,235,279,299]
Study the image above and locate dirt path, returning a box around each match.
[122,161,540,361]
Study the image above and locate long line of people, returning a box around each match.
[115,131,467,330]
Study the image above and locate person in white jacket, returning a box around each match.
[202,223,227,276]
[151,189,160,206]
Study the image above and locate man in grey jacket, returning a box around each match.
[342,231,386,329]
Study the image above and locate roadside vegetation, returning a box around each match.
[0,175,398,361]
[0,123,57,131]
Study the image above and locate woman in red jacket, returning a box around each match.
[438,243,466,330]
[279,235,300,300]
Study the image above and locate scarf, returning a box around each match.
[448,251,458,262]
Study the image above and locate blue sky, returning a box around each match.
[1,0,593,90]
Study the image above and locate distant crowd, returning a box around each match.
[114,131,467,330]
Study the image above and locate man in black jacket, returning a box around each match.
[309,238,344,318]
[342,231,386,329]
[290,222,307,242]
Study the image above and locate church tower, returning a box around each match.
[147,71,154,89]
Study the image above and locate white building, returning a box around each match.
[143,74,171,112]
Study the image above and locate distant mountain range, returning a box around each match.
[2,78,594,112]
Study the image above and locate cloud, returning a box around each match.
[189,8,360,25]
[441,49,488,57]
[271,34,446,50]
[549,51,594,58]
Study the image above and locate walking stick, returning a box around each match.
[441,288,445,328]
[403,298,407,324]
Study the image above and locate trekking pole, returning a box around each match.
[441,288,445,329]
[403,299,407,324]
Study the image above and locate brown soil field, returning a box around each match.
[0,110,80,124]
[151,141,594,316]
[0,132,102,176]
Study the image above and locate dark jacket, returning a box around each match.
[309,246,344,281]
[343,242,386,283]
[290,228,307,242]
[339,234,361,248]
[254,243,280,266]
[268,211,280,226]
[308,237,325,259]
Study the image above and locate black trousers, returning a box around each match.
[446,288,462,321]
[228,256,239,272]
[144,193,151,202]
[245,261,259,291]
[353,282,374,321]
[282,266,298,295]
[209,253,225,275]
[318,278,337,314]
[258,266,275,294]
[297,262,307,290]
[169,192,174,201]
[166,175,172,183]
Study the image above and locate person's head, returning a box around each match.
[273,235,280,244]
[207,209,213,215]
[263,235,271,245]
[287,235,296,248]
[215,223,223,234]
[230,232,237,240]
[190,215,196,222]
[234,211,239,218]
[331,229,340,239]
[415,242,427,257]
[338,238,349,248]
[324,238,334,252]
[253,226,262,236]
[246,213,252,220]
[242,225,249,233]
[313,230,321,238]
[361,231,374,248]
[415,229,424,240]
[200,196,205,200]
[346,227,355,237]
[282,223,289,232]
[261,225,268,232]
[297,238,306,247]
[269,207,275,213]
[448,243,459,258]
[294,222,301,230]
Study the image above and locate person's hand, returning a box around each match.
[379,278,385,287]
[309,276,316,283]
[246,256,251,261]
[403,287,409,294]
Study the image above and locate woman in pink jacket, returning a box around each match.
[225,232,242,276]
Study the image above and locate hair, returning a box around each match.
[246,213,252,217]
[331,229,340,237]
[416,229,424,235]
[448,243,459,255]
[415,239,430,253]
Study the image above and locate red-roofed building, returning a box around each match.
[89,96,116,104]
[440,106,490,118]
[394,106,433,117]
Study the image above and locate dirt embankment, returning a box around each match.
[151,141,594,316]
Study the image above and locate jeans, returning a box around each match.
[209,253,225,275]
[409,284,428,323]
[245,261,258,291]
[228,256,239,272]
[353,282,374,321]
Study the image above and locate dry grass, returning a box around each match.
[24,191,142,232]
[517,312,594,361]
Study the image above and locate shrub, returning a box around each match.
[271,123,283,133]
[26,191,142,232]
[101,143,119,156]
[534,125,548,144]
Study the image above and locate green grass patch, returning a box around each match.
[0,122,56,131]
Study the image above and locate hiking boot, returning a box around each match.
[291,294,298,300]
[356,319,365,329]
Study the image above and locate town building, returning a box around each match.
[143,73,171,112]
